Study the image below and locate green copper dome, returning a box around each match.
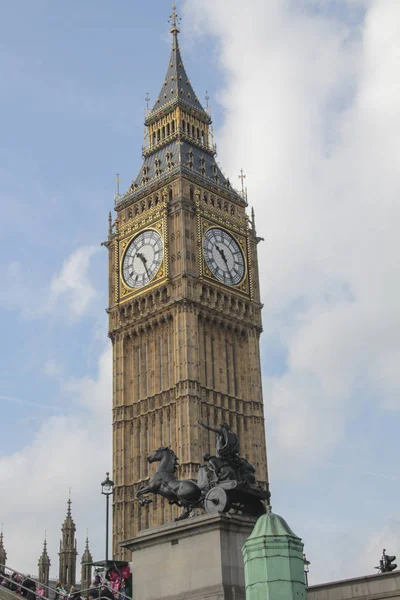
[247,506,300,540]
[243,507,306,600]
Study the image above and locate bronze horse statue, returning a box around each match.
[136,446,202,520]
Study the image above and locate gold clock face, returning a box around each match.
[122,230,163,289]
[203,228,245,286]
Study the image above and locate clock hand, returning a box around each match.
[216,245,229,267]
[136,252,151,279]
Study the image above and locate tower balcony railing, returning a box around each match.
[0,565,134,600]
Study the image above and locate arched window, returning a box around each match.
[167,123,170,136]
[201,131,205,145]
[162,126,166,139]
[190,187,194,202]
[172,120,175,133]
[169,188,173,202]
[187,122,190,135]
[182,119,185,132]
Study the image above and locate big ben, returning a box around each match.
[107,5,269,559]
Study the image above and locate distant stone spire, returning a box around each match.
[59,496,78,588]
[80,533,93,593]
[38,534,51,588]
[0,525,7,568]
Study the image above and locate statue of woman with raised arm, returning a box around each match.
[198,421,240,460]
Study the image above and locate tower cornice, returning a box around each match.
[115,165,245,210]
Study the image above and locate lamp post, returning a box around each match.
[101,472,114,565]
[303,553,311,587]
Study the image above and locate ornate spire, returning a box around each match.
[39,534,51,565]
[38,533,51,587]
[62,493,76,530]
[115,4,245,207]
[59,496,77,588]
[169,3,181,36]
[80,533,93,593]
[0,525,7,567]
[81,534,93,564]
[148,4,208,119]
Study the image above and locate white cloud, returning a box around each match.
[184,0,400,462]
[184,0,400,582]
[0,246,102,322]
[0,345,112,577]
[47,246,101,319]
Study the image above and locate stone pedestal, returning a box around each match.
[121,513,257,600]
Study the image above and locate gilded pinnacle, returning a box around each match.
[169,2,181,34]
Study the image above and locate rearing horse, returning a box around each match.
[136,446,202,521]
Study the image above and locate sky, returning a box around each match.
[0,0,399,587]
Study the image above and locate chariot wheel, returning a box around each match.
[204,487,229,514]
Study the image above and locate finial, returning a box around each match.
[205,91,212,117]
[169,3,181,35]
[114,173,121,196]
[266,505,272,514]
[238,169,247,197]
[145,92,150,117]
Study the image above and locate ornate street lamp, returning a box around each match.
[303,553,311,587]
[101,472,114,565]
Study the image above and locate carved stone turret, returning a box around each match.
[58,498,77,588]
[38,536,51,590]
[80,535,93,593]
[0,528,7,569]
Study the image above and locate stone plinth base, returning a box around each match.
[122,513,257,600]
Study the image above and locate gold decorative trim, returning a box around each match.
[197,213,250,297]
[116,219,168,303]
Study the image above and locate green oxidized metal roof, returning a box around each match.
[248,506,301,540]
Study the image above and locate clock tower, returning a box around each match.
[107,5,269,559]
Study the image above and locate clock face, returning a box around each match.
[203,228,245,286]
[122,230,163,289]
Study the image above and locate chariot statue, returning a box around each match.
[136,421,270,521]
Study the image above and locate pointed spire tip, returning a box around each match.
[169,2,181,35]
